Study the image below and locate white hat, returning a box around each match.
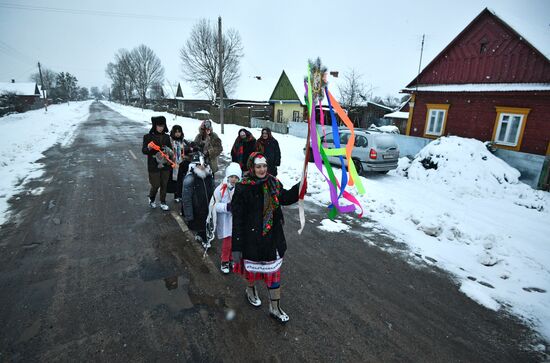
[254,156,267,165]
[225,162,242,179]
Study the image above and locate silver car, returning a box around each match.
[308,129,400,174]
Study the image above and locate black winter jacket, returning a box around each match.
[142,130,172,172]
[232,180,300,261]
[182,166,214,230]
[255,138,281,176]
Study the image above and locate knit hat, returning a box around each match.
[254,156,267,165]
[225,162,242,180]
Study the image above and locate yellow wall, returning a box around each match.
[273,103,303,123]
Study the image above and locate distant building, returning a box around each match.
[351,101,394,128]
[269,70,305,123]
[383,98,410,134]
[0,80,42,115]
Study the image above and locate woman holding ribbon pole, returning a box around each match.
[231,152,303,323]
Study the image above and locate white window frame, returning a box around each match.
[494,113,524,146]
[293,110,300,122]
[426,109,446,136]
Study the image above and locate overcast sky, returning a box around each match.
[1,0,548,101]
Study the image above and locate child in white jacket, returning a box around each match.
[206,162,242,274]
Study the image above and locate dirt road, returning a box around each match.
[0,102,543,362]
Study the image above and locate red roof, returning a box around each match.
[406,8,550,88]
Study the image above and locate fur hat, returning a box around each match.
[151,116,168,133]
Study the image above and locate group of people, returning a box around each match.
[141,115,301,323]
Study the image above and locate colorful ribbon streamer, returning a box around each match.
[302,64,365,221]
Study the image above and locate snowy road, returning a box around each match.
[0,102,544,361]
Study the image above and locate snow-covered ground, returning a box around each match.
[1,100,548,343]
[104,102,549,342]
[0,101,93,225]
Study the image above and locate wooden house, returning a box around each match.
[403,8,550,156]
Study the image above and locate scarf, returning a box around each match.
[232,131,255,169]
[240,152,281,235]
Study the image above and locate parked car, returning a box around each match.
[305,129,400,174]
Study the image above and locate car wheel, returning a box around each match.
[353,159,364,175]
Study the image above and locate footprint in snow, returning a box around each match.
[522,287,546,293]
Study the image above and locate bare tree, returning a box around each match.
[381,95,401,108]
[179,18,243,101]
[30,68,57,91]
[338,69,372,126]
[106,49,137,104]
[90,86,101,99]
[130,45,164,108]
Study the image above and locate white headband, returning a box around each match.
[254,156,267,165]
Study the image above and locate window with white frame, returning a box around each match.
[293,110,300,121]
[495,113,523,146]
[426,109,446,136]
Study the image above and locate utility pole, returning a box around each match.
[37,62,48,112]
[415,34,425,93]
[218,16,224,134]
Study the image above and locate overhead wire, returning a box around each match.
[0,2,197,22]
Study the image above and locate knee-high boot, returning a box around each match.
[268,287,289,323]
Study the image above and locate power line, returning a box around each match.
[0,2,196,22]
[0,40,36,64]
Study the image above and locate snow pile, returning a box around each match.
[398,136,546,211]
[403,136,520,191]
[0,101,92,224]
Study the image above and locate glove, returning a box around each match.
[232,251,242,264]
[226,203,231,212]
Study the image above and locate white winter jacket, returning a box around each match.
[212,183,234,239]
[206,162,242,242]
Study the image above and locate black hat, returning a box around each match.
[150,116,168,133]
[151,116,166,126]
[191,152,205,165]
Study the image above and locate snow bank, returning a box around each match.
[0,101,93,225]
[399,136,546,210]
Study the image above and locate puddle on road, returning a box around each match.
[129,275,194,312]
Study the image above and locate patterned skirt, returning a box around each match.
[233,260,281,287]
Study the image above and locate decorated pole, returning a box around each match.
[298,58,365,233]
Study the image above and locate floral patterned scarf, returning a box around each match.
[240,152,281,235]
